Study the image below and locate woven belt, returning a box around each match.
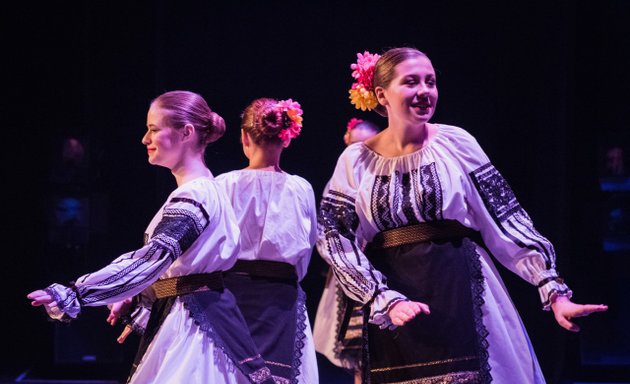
[151,272,224,299]
[226,260,297,281]
[370,220,475,249]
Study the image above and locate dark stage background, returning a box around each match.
[4,1,630,383]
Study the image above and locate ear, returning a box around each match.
[182,123,195,141]
[241,129,250,146]
[374,86,388,107]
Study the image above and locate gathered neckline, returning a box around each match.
[359,124,442,160]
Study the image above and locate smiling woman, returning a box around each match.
[315,47,608,384]
[27,90,275,384]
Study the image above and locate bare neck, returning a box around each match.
[172,156,211,186]
[246,145,283,172]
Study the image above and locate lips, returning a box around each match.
[412,99,431,109]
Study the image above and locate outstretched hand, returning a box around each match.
[27,290,54,307]
[551,296,608,332]
[388,300,431,326]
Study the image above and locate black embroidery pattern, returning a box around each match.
[319,190,358,242]
[463,238,491,382]
[78,247,171,304]
[391,171,403,227]
[470,163,555,267]
[419,162,443,222]
[153,208,203,258]
[401,171,419,225]
[370,175,395,231]
[371,163,444,230]
[319,190,374,300]
[170,197,210,224]
[290,287,308,384]
[79,198,209,306]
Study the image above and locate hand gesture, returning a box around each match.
[27,290,54,307]
[551,295,608,332]
[106,298,133,326]
[106,298,134,344]
[388,300,430,326]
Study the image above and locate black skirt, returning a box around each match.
[223,260,308,382]
[128,287,275,384]
[362,237,491,384]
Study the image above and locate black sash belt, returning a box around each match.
[227,260,297,281]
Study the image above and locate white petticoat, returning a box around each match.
[129,299,252,384]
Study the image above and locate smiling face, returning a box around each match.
[142,103,184,169]
[376,55,438,126]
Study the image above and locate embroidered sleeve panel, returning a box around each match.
[152,196,211,258]
[318,191,376,302]
[41,193,213,320]
[469,162,562,269]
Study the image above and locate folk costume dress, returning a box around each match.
[39,174,275,384]
[317,124,572,384]
[215,169,319,384]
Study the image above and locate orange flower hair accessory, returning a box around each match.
[348,51,381,111]
[276,99,303,146]
[346,117,364,132]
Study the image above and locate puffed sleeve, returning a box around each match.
[317,145,407,330]
[302,177,318,256]
[41,182,217,322]
[451,127,572,310]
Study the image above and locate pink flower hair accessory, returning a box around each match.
[348,51,381,111]
[276,99,303,146]
[346,118,364,132]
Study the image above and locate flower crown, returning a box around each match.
[275,99,303,145]
[346,117,364,132]
[348,51,381,111]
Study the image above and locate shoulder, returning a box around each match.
[434,124,489,165]
[336,142,373,168]
[286,173,315,194]
[166,177,225,218]
[173,177,224,201]
[436,124,481,147]
[214,170,239,184]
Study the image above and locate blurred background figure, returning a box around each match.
[605,146,625,177]
[343,118,380,146]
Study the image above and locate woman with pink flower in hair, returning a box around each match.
[316,47,608,383]
[215,98,319,384]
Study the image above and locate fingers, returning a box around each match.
[554,310,580,332]
[576,304,608,317]
[417,302,431,315]
[559,316,580,332]
[27,290,53,306]
[390,301,430,326]
[117,325,133,344]
[106,312,117,326]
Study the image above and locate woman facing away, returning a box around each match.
[215,97,319,384]
[27,90,275,384]
[316,48,608,383]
